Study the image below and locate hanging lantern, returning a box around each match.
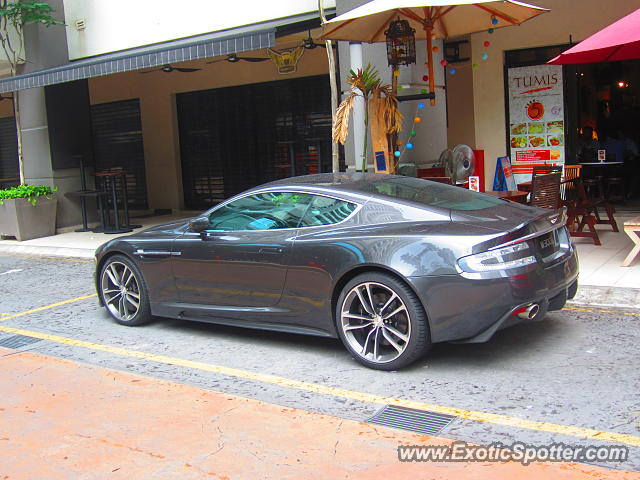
[385,19,416,66]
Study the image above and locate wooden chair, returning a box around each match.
[417,167,446,178]
[532,165,562,176]
[560,177,601,245]
[530,172,561,209]
[422,176,452,185]
[579,178,618,233]
[563,164,582,181]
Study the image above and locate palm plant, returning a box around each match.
[333,64,402,172]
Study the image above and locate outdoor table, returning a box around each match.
[578,161,623,179]
[517,181,533,193]
[94,171,133,234]
[485,190,529,204]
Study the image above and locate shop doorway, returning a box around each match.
[176,75,333,211]
[573,59,640,204]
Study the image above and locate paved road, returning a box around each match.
[1,254,639,472]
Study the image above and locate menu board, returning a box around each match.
[507,64,565,185]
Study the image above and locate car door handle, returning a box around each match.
[134,249,180,257]
[259,247,284,254]
[201,232,222,241]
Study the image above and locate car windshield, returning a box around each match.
[359,177,505,211]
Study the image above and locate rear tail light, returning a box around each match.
[458,241,537,273]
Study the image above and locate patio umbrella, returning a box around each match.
[549,8,640,65]
[322,0,548,105]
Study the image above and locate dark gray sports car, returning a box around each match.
[95,173,578,370]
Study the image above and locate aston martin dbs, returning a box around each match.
[95,173,578,370]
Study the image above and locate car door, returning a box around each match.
[171,191,313,308]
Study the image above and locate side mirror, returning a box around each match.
[188,215,210,233]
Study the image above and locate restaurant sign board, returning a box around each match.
[507,64,565,185]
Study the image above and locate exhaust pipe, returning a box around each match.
[517,304,540,320]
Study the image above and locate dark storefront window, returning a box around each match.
[0,116,19,188]
[177,75,333,210]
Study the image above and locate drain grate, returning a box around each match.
[0,334,42,349]
[366,405,456,436]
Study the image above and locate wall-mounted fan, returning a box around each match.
[301,31,334,49]
[206,54,269,64]
[443,144,476,184]
[140,64,201,74]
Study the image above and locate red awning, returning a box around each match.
[549,8,640,65]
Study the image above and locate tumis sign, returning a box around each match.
[507,64,565,185]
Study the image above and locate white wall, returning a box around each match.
[337,0,448,171]
[63,0,336,60]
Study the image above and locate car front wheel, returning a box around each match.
[336,272,431,370]
[99,254,152,326]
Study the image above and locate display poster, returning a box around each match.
[501,157,517,191]
[507,64,565,185]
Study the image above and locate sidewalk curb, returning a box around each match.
[568,284,640,310]
[0,244,95,259]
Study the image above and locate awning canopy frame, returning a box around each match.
[0,22,279,93]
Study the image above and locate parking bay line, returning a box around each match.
[0,293,97,322]
[563,307,640,317]
[0,323,638,448]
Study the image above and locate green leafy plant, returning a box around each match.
[0,184,57,205]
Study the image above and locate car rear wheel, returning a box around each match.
[99,254,152,326]
[336,272,431,370]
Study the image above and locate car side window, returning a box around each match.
[298,195,358,227]
[207,192,313,231]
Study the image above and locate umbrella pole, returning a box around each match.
[425,25,436,106]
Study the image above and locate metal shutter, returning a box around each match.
[91,99,148,209]
[177,75,332,210]
[0,116,18,188]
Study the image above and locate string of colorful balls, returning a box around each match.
[393,16,499,159]
[393,102,423,159]
[442,15,498,74]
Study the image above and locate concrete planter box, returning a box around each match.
[0,196,57,241]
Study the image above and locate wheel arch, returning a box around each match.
[95,250,135,306]
[331,265,432,338]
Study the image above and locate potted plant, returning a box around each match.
[0,184,57,241]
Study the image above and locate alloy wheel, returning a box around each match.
[101,261,142,322]
[340,281,411,364]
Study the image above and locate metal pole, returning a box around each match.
[319,0,340,173]
[350,42,366,171]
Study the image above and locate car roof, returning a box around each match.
[256,172,406,196]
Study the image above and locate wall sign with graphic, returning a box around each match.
[507,64,565,184]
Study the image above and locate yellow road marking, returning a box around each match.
[563,307,640,317]
[0,323,638,448]
[0,294,97,322]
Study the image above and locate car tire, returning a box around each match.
[99,254,152,326]
[336,272,431,370]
